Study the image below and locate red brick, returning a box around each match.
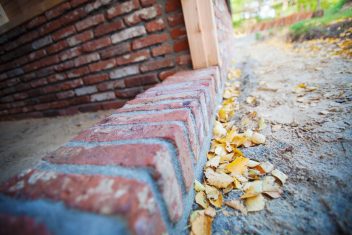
[165,0,181,13]
[101,100,126,110]
[111,25,146,44]
[30,78,48,88]
[66,66,90,78]
[55,60,75,72]
[78,103,102,112]
[124,74,158,87]
[52,25,76,41]
[167,12,184,27]
[132,33,167,50]
[56,90,75,99]
[59,7,87,26]
[28,49,47,61]
[82,37,111,52]
[140,58,174,73]
[115,87,143,98]
[75,14,105,32]
[91,91,115,101]
[1,169,167,235]
[145,18,165,33]
[96,80,125,91]
[173,37,189,52]
[74,53,100,67]
[39,20,62,36]
[151,43,173,57]
[176,54,191,65]
[59,47,82,61]
[26,16,46,29]
[100,42,131,59]
[18,30,40,45]
[115,49,150,66]
[170,27,186,39]
[107,0,140,19]
[158,69,177,80]
[70,0,90,7]
[47,40,69,54]
[45,2,71,19]
[140,0,156,7]
[94,20,125,37]
[82,73,109,85]
[88,59,116,72]
[0,214,51,235]
[124,5,162,26]
[24,55,59,72]
[47,73,66,83]
[67,30,94,47]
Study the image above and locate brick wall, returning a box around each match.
[0,66,224,235]
[0,0,191,120]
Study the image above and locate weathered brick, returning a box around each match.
[124,74,158,88]
[140,58,174,73]
[96,80,125,91]
[47,40,69,54]
[71,0,90,7]
[30,78,48,88]
[100,42,131,59]
[167,12,184,27]
[145,18,165,33]
[75,14,105,32]
[110,65,139,79]
[82,73,109,85]
[124,5,162,26]
[158,69,177,80]
[55,60,75,72]
[18,30,40,45]
[170,27,186,39]
[115,87,143,98]
[32,36,52,50]
[28,49,47,61]
[174,37,189,52]
[0,169,167,235]
[52,25,76,41]
[94,20,125,37]
[165,0,181,13]
[47,73,66,83]
[75,86,97,96]
[115,49,150,66]
[111,25,146,44]
[26,16,46,29]
[91,91,115,101]
[151,43,173,57]
[132,33,167,50]
[67,30,94,47]
[59,47,82,61]
[24,55,59,72]
[74,53,100,67]
[56,90,75,99]
[106,0,140,19]
[140,0,156,7]
[89,59,116,72]
[176,54,191,65]
[67,66,90,78]
[101,100,126,110]
[45,2,71,19]
[82,37,111,52]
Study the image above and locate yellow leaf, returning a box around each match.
[209,192,223,208]
[245,194,265,212]
[213,121,227,138]
[251,132,266,144]
[262,176,281,192]
[226,156,249,176]
[258,117,266,130]
[206,155,220,168]
[194,180,205,192]
[204,207,216,217]
[195,191,209,209]
[205,170,234,189]
[205,185,219,200]
[241,180,263,199]
[256,161,274,174]
[232,134,247,147]
[189,210,212,235]
[247,159,260,168]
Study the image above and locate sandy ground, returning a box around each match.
[0,111,112,184]
[208,35,352,234]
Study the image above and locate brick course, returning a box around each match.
[0,0,191,120]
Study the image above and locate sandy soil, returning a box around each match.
[0,111,113,184]
[207,35,352,234]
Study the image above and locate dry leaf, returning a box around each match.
[213,121,227,138]
[251,132,266,144]
[206,170,234,189]
[258,117,267,130]
[247,159,260,168]
[204,207,216,217]
[209,192,223,208]
[256,161,274,174]
[190,210,212,235]
[263,191,281,199]
[245,194,265,212]
[226,156,249,176]
[206,155,220,168]
[225,199,247,215]
[271,169,288,185]
[262,176,281,192]
[241,180,263,198]
[194,180,205,192]
[205,185,219,200]
[195,191,209,209]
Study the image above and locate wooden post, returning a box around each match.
[181,0,221,69]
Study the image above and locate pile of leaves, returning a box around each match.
[189,68,288,235]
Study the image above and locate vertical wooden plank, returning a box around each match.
[180,0,208,69]
[197,0,221,66]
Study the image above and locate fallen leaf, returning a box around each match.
[256,161,274,174]
[271,169,288,185]
[213,121,227,138]
[258,117,267,130]
[190,210,212,235]
[209,192,223,208]
[205,170,234,189]
[195,191,209,209]
[206,155,220,168]
[225,199,247,215]
[241,180,263,198]
[251,132,266,144]
[247,159,260,168]
[204,207,216,217]
[262,176,281,192]
[263,191,282,199]
[245,194,265,212]
[226,156,249,176]
[194,180,205,192]
[205,185,220,200]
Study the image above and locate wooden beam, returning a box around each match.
[181,0,221,69]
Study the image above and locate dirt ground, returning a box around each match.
[0,111,112,184]
[209,35,352,234]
